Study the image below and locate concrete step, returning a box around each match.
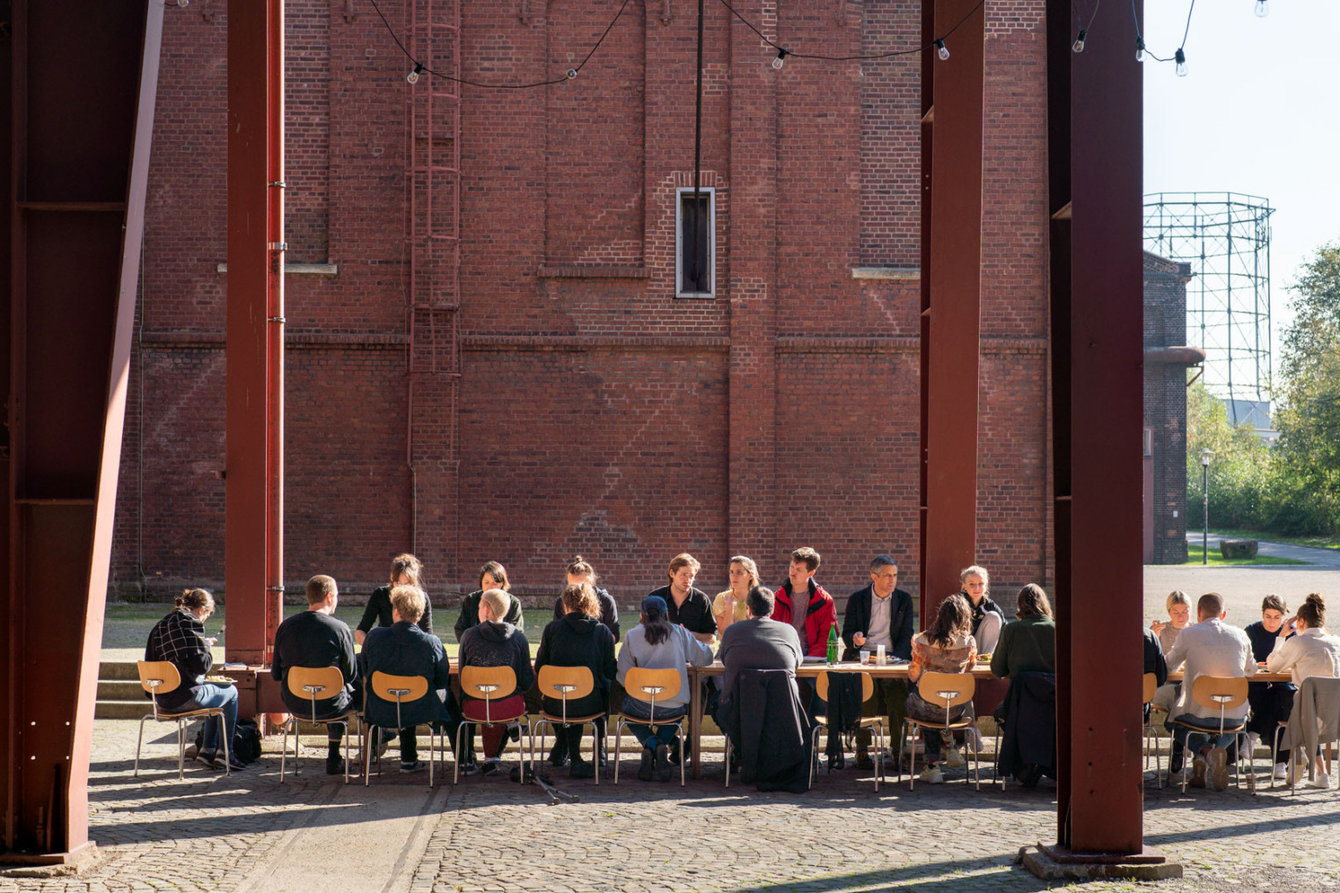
[97,700,151,720]
[100,660,141,681]
[98,679,144,701]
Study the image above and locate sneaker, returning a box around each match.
[637,747,655,782]
[195,749,219,769]
[570,759,595,780]
[943,747,966,768]
[854,750,875,771]
[479,759,500,777]
[326,755,347,776]
[1308,771,1331,790]
[918,765,945,784]
[655,743,672,782]
[1190,755,1208,788]
[828,754,845,772]
[224,754,247,772]
[1208,747,1228,791]
[457,761,478,776]
[400,760,426,774]
[547,741,569,768]
[1273,761,1289,781]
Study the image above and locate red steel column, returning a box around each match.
[1047,0,1148,857]
[226,0,284,667]
[919,0,984,620]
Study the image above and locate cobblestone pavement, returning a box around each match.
[4,721,1339,892]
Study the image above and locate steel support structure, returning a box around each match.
[918,0,983,622]
[225,0,285,667]
[2,0,161,861]
[1046,0,1158,865]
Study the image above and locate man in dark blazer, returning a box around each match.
[840,554,915,770]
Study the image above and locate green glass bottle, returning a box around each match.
[826,622,839,665]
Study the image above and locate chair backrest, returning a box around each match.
[370,671,430,703]
[624,667,682,718]
[137,660,183,701]
[287,666,346,722]
[917,671,975,712]
[1189,675,1248,716]
[538,665,595,703]
[459,665,518,702]
[816,670,874,704]
[1142,672,1158,705]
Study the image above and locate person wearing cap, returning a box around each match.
[616,594,714,781]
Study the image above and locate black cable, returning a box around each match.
[716,0,985,62]
[368,0,631,90]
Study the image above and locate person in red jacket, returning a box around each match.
[773,547,837,658]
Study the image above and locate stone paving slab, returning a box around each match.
[3,720,1339,892]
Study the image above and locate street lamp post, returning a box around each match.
[1199,448,1213,565]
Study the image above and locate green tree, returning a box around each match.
[1186,375,1271,530]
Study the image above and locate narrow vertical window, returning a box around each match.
[676,187,715,297]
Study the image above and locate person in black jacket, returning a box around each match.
[535,582,617,779]
[356,553,433,645]
[271,575,360,774]
[458,588,534,776]
[960,565,1006,654]
[455,560,524,642]
[546,555,620,767]
[840,554,915,769]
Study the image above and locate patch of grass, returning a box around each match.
[1210,527,1340,552]
[1182,545,1306,567]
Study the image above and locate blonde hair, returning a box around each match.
[960,565,989,588]
[561,582,599,618]
[390,584,426,623]
[1166,590,1191,613]
[176,588,214,613]
[479,588,510,620]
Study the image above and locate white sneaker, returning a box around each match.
[1273,762,1289,781]
[1308,772,1331,790]
[919,765,945,784]
[942,747,966,768]
[1244,733,1260,756]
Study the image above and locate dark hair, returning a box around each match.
[927,593,971,649]
[1015,583,1052,619]
[561,582,599,618]
[305,575,337,606]
[1298,592,1325,629]
[176,588,214,613]
[566,554,597,583]
[745,585,774,619]
[641,596,673,646]
[790,547,820,573]
[1196,591,1224,620]
[479,560,510,591]
[869,554,897,573]
[1261,593,1287,615]
[390,553,422,586]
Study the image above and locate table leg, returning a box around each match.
[690,671,702,780]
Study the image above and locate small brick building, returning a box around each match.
[112,1,1054,607]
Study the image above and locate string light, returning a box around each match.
[1254,0,1268,17]
[935,39,950,61]
[1072,28,1088,53]
[1174,47,1188,77]
[1134,36,1145,62]
[406,63,423,85]
[772,49,789,70]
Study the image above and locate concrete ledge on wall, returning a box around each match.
[851,267,921,280]
[215,262,338,276]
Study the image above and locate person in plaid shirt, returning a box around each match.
[145,588,244,771]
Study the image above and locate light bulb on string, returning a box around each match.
[771,49,789,70]
[566,68,578,79]
[935,39,950,61]
[1255,0,1269,17]
[406,63,424,85]
[1174,48,1188,77]
[1135,36,1145,62]
[1072,28,1087,53]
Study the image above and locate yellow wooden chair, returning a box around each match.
[612,667,687,786]
[805,671,887,792]
[363,671,438,788]
[532,665,602,784]
[899,671,979,790]
[134,660,232,779]
[1167,675,1252,793]
[456,666,528,783]
[278,666,362,783]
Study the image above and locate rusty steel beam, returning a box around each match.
[225,0,284,667]
[2,0,160,861]
[919,0,984,622]
[1047,0,1150,859]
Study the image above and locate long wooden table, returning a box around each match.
[684,662,1293,780]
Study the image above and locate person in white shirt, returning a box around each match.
[1165,592,1257,791]
[1266,593,1340,788]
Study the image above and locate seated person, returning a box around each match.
[616,595,714,781]
[1144,626,1168,719]
[1165,592,1257,791]
[552,555,621,642]
[145,588,244,771]
[1266,593,1340,788]
[357,553,433,645]
[773,547,837,658]
[990,584,1055,679]
[647,553,717,644]
[455,560,524,642]
[271,575,360,774]
[959,565,1005,655]
[841,554,915,769]
[718,586,804,694]
[534,582,617,779]
[1150,589,1191,717]
[714,556,762,640]
[458,588,534,776]
[905,593,977,785]
[1244,593,1296,779]
[359,584,454,773]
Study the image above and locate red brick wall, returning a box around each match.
[116,0,1053,610]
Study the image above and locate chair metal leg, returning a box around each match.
[590,723,601,786]
[177,719,186,780]
[613,717,625,785]
[279,719,290,783]
[135,715,149,777]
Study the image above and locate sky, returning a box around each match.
[1143,1,1340,386]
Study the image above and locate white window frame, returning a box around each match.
[675,186,715,298]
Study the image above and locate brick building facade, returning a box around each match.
[112,1,1053,608]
